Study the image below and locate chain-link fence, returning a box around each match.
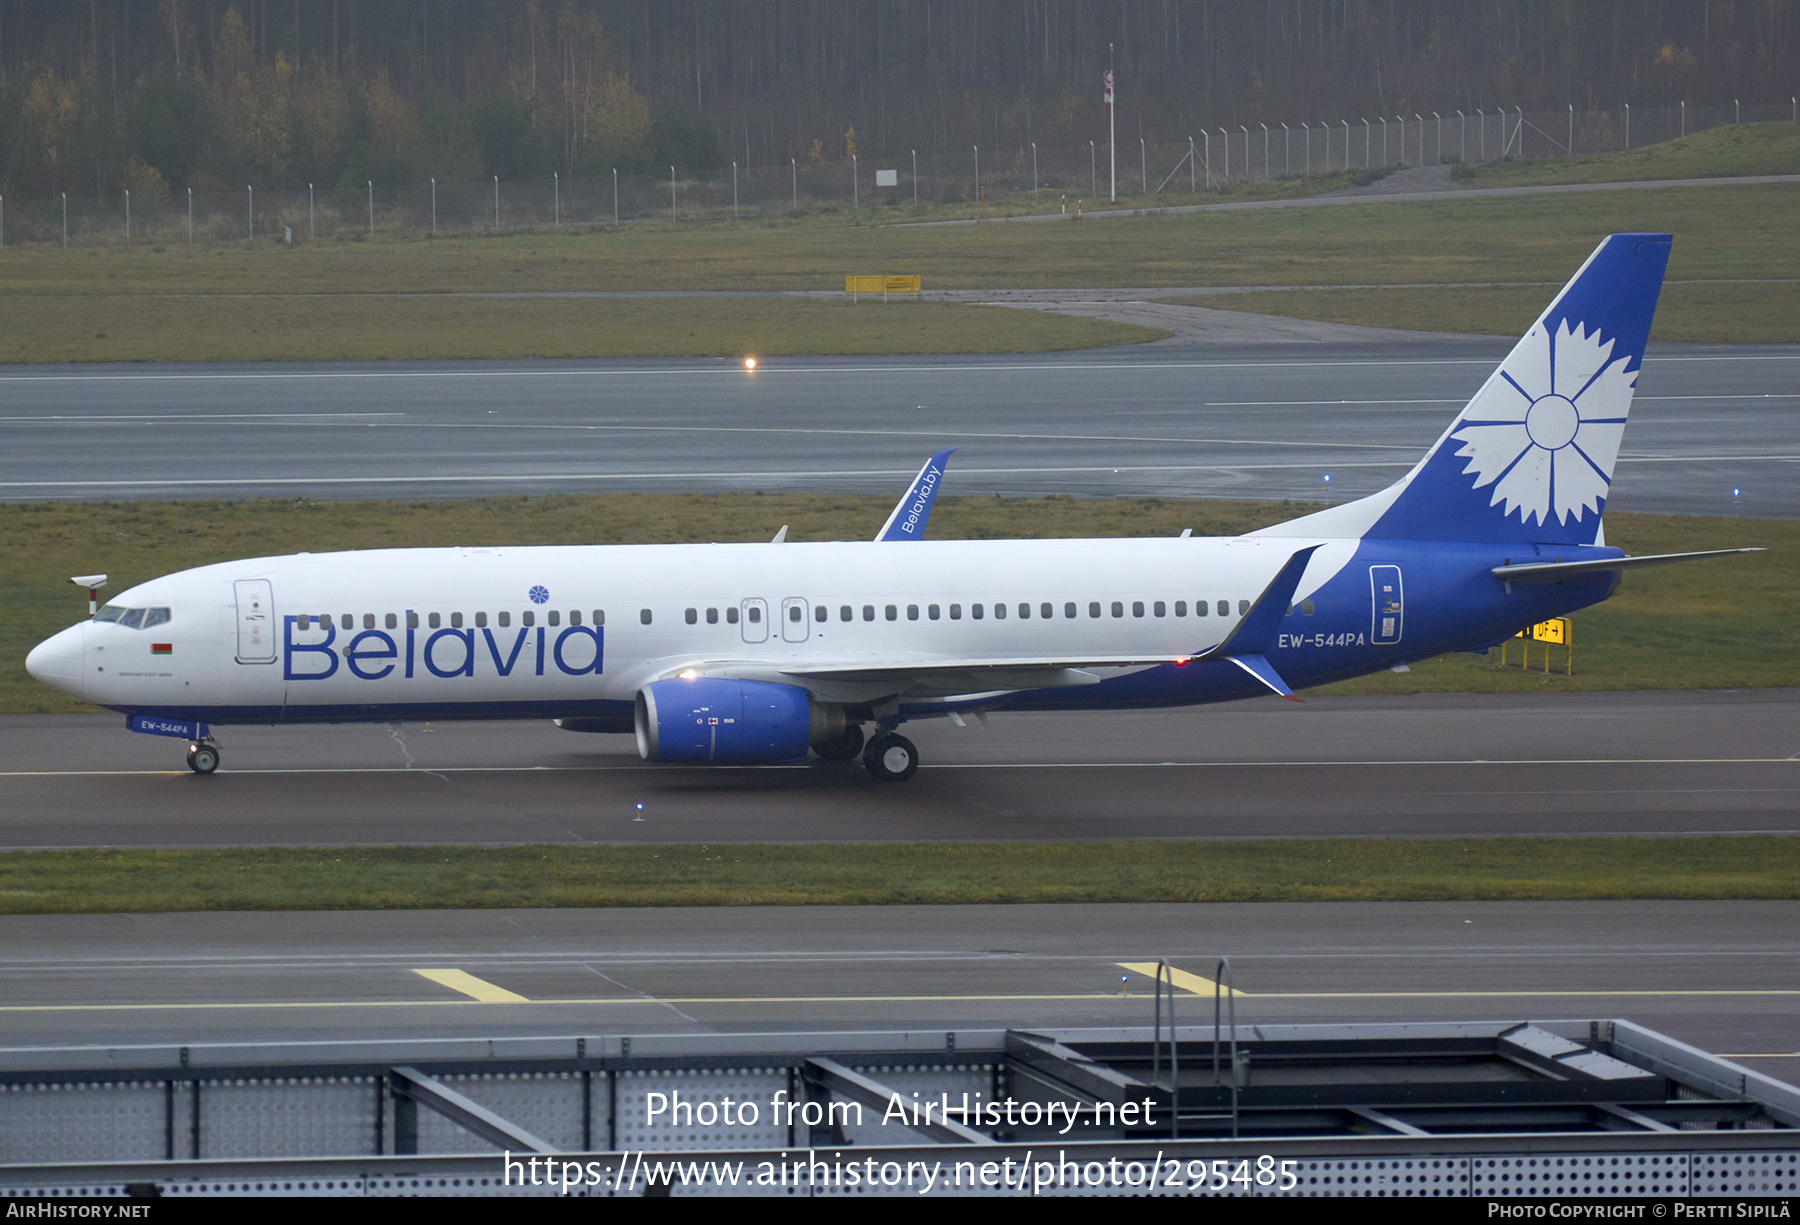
[1,102,1792,247]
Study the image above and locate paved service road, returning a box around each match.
[2,690,1794,849]
[0,902,1795,1087]
[0,342,1793,516]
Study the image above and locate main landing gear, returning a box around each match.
[862,731,918,783]
[186,741,220,774]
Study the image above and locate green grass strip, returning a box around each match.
[0,838,1795,914]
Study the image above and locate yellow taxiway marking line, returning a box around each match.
[1117,961,1244,998]
[412,968,530,1003]
[3,989,1799,1015]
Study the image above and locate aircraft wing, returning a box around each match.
[654,654,1186,701]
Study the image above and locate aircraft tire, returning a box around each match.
[187,744,220,774]
[862,733,918,783]
[813,725,866,761]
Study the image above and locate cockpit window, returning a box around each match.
[98,606,172,630]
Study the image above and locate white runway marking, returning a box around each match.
[0,461,1423,490]
[0,413,405,422]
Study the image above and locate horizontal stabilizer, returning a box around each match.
[875,448,957,542]
[1493,548,1763,583]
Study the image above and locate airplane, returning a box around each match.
[25,232,1758,782]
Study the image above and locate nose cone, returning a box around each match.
[25,623,86,699]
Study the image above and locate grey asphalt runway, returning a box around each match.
[2,690,1794,849]
[1,902,1795,1086]
[1,341,1793,516]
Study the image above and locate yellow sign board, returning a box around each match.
[1531,618,1569,645]
[846,275,922,300]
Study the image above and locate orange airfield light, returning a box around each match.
[744,356,757,371]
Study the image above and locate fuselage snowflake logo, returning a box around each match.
[528,585,550,605]
[1449,318,1637,526]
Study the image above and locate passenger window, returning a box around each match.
[708,608,720,624]
[428,612,441,629]
[1174,601,1187,617]
[639,609,652,625]
[449,612,463,629]
[341,613,354,630]
[1065,603,1077,619]
[992,603,1005,620]
[840,605,853,622]
[907,604,919,621]
[1035,603,1047,619]
[727,607,740,624]
[787,605,802,622]
[521,611,533,627]
[1217,600,1229,617]
[143,608,172,628]
[497,611,510,628]
[814,606,826,622]
[885,604,897,621]
[571,610,583,626]
[292,612,306,631]
[1302,599,1315,615]
[1239,599,1250,615]
[1132,601,1145,618]
[747,606,760,623]
[388,613,400,630]
[475,612,488,629]
[1154,601,1166,617]
[862,605,875,621]
[1111,601,1124,618]
[971,604,984,620]
[929,604,941,620]
[548,611,560,626]
[949,604,962,620]
[1088,602,1101,618]
[686,608,698,625]
[594,611,605,626]
[1195,601,1208,617]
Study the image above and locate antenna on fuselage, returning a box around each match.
[69,574,107,619]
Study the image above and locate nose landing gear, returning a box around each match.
[186,741,221,774]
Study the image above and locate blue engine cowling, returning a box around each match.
[635,678,829,763]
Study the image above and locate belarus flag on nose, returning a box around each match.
[152,643,172,655]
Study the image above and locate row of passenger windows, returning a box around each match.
[295,610,608,632]
[675,598,1314,625]
[291,598,1320,633]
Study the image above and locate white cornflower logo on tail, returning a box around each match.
[1450,318,1636,526]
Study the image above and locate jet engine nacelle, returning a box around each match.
[634,678,843,764]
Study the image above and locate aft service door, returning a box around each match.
[740,598,768,643]
[1369,565,1404,645]
[234,579,277,663]
[781,597,810,642]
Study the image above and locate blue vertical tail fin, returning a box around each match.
[1260,234,1671,546]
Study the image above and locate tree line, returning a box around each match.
[0,1,1792,201]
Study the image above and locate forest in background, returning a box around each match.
[0,0,1794,204]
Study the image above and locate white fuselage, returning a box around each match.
[40,535,1331,721]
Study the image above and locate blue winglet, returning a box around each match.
[1194,545,1319,701]
[1227,654,1301,701]
[874,448,957,542]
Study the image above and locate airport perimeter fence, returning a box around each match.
[0,101,1792,249]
